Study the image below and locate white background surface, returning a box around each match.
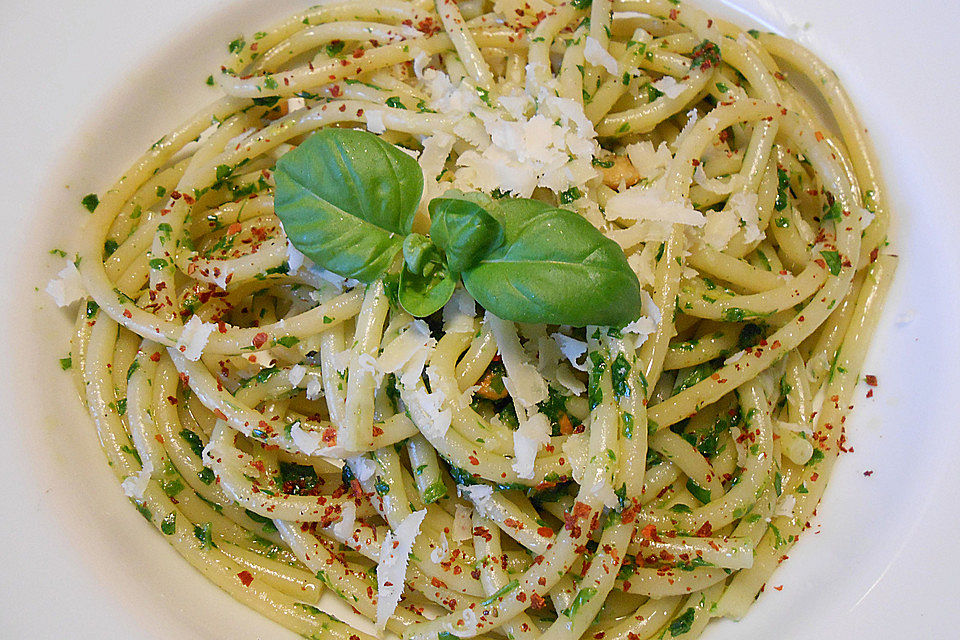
[1,0,959,637]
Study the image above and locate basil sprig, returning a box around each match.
[275,129,643,326]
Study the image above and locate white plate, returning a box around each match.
[2,0,959,637]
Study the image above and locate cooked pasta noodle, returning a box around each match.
[60,1,896,638]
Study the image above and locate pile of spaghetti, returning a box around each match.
[60,0,895,638]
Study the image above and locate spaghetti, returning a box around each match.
[61,0,895,638]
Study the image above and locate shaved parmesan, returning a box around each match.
[562,433,589,484]
[376,509,427,630]
[775,494,796,519]
[513,412,551,478]
[419,69,599,199]
[305,375,322,400]
[290,422,325,456]
[442,288,477,334]
[584,36,619,75]
[288,364,306,387]
[625,140,673,182]
[176,315,215,361]
[405,384,452,440]
[46,259,85,307]
[486,313,548,407]
[357,352,385,388]
[379,319,436,387]
[653,75,686,99]
[286,239,309,273]
[332,501,356,538]
[120,465,153,501]
[702,208,741,250]
[552,333,589,372]
[365,110,386,134]
[460,484,495,517]
[727,191,764,243]
[605,184,707,227]
[430,531,450,564]
[347,455,377,482]
[724,350,745,365]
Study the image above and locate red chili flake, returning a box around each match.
[213,409,228,420]
[167,395,178,405]
[251,332,268,349]
[122,309,132,319]
[640,524,659,541]
[866,389,874,398]
[182,194,196,205]
[863,470,874,477]
[504,518,522,529]
[339,104,347,112]
[468,455,480,466]
[227,222,242,235]
[537,526,553,538]
[864,375,878,387]
[237,571,254,587]
[696,522,713,537]
[372,424,384,437]
[148,352,161,362]
[773,584,783,591]
[530,593,547,609]
[322,427,337,444]
[154,434,165,444]
[170,191,182,200]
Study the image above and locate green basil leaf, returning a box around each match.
[402,233,443,276]
[274,129,423,281]
[461,199,642,326]
[429,195,504,274]
[398,264,456,317]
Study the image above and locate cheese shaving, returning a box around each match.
[46,259,85,307]
[175,315,215,361]
[376,509,427,630]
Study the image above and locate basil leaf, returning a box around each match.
[402,233,443,275]
[398,264,456,317]
[461,199,642,326]
[429,195,504,274]
[274,129,423,281]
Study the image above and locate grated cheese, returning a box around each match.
[332,501,356,538]
[652,75,686,99]
[290,422,325,455]
[365,109,387,134]
[288,364,306,387]
[584,36,619,75]
[46,259,85,307]
[513,413,551,478]
[376,509,427,630]
[460,484,495,517]
[176,315,215,361]
[551,332,589,372]
[305,375,323,400]
[605,184,707,227]
[120,463,153,501]
[347,455,377,482]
